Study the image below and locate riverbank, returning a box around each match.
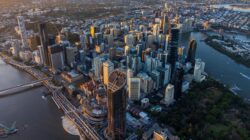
[0,53,80,139]
[62,116,82,140]
[204,36,250,68]
[156,78,250,139]
[0,58,79,140]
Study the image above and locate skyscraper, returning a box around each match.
[164,35,170,51]
[107,70,127,140]
[151,70,160,90]
[186,39,197,66]
[103,60,114,86]
[38,23,50,66]
[65,47,78,67]
[127,48,140,74]
[109,47,116,60]
[48,44,64,72]
[93,56,105,79]
[128,78,141,101]
[173,66,184,100]
[194,59,206,82]
[90,25,95,38]
[167,28,180,80]
[124,34,134,46]
[164,84,175,106]
[153,24,160,36]
[17,16,28,49]
[157,65,171,87]
[162,14,170,34]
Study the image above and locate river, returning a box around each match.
[0,59,78,140]
[210,4,250,13]
[181,32,250,99]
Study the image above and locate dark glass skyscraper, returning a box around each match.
[186,39,197,66]
[39,23,50,66]
[173,65,184,99]
[167,28,180,81]
[107,70,127,140]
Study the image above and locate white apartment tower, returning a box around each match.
[164,84,175,106]
[17,16,28,49]
[128,78,141,101]
[194,59,206,82]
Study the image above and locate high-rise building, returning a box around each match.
[164,35,170,51]
[124,45,130,56]
[10,41,20,58]
[178,47,185,62]
[164,3,170,11]
[124,34,134,46]
[107,35,114,46]
[127,68,134,85]
[65,47,77,67]
[152,58,162,71]
[186,40,197,66]
[173,66,184,100]
[128,78,141,101]
[167,28,180,80]
[90,25,95,38]
[194,59,206,82]
[107,70,127,140]
[158,52,168,68]
[137,72,154,95]
[93,56,106,79]
[174,14,180,25]
[17,16,28,49]
[127,48,141,74]
[48,44,64,72]
[79,50,85,63]
[181,18,193,33]
[151,70,160,90]
[157,65,171,87]
[109,47,116,60]
[153,24,160,36]
[162,14,170,34]
[136,43,144,58]
[93,56,102,78]
[145,55,153,72]
[146,34,154,48]
[103,60,114,86]
[38,23,50,66]
[164,84,175,106]
[37,45,44,64]
[28,35,40,51]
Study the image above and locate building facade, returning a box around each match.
[107,70,127,140]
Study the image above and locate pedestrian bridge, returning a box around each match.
[0,77,52,97]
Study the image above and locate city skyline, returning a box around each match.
[0,0,250,140]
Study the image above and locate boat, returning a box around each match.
[240,73,250,80]
[0,122,18,137]
[231,84,241,91]
[230,84,241,95]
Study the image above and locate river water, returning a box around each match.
[211,4,250,13]
[181,32,250,99]
[0,59,78,140]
